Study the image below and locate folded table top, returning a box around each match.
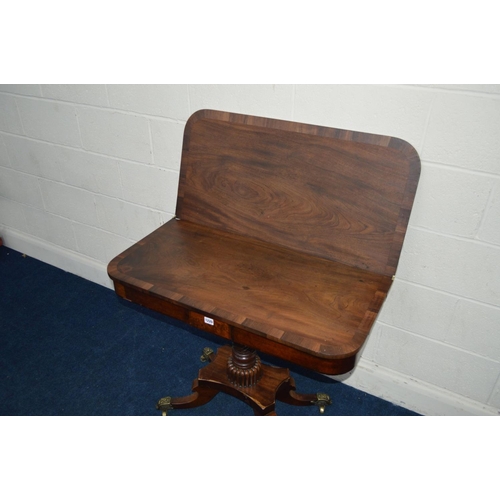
[108,109,420,375]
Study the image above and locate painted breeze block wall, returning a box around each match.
[1,84,499,415]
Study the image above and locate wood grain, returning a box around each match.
[109,218,392,374]
[177,110,420,276]
[108,109,420,375]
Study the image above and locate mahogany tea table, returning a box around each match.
[107,109,420,416]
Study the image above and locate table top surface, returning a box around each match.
[109,219,393,360]
[108,110,420,374]
[176,109,420,277]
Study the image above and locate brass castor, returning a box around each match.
[156,396,173,416]
[200,347,214,362]
[313,393,332,414]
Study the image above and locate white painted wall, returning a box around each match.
[1,84,499,415]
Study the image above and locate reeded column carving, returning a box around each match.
[227,344,263,387]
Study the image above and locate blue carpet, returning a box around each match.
[0,245,418,416]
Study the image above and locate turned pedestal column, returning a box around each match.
[226,344,263,387]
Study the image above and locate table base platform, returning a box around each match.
[156,344,332,416]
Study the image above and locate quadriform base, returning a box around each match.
[156,344,332,416]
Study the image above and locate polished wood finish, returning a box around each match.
[108,109,420,413]
[108,218,393,374]
[226,344,263,387]
[177,110,420,276]
[156,345,321,416]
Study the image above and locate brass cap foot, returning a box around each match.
[313,393,332,414]
[157,396,173,416]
